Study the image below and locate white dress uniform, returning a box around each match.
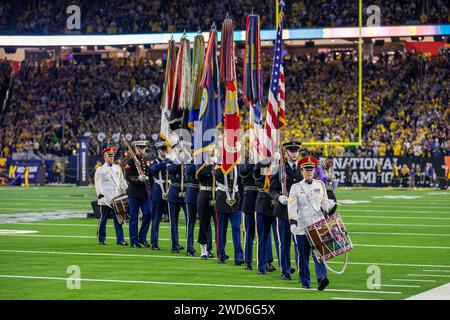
[94,162,128,244]
[95,163,128,206]
[288,179,335,235]
[288,178,336,290]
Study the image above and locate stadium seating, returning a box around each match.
[2,0,448,35]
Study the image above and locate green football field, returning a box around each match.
[0,185,449,300]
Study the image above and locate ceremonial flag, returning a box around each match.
[194,26,222,176]
[263,1,286,158]
[243,13,264,162]
[160,39,176,147]
[169,35,191,134]
[188,33,205,131]
[220,18,241,175]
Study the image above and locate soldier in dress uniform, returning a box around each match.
[288,156,336,291]
[149,140,169,250]
[94,147,128,246]
[125,141,152,248]
[214,165,244,265]
[253,157,279,275]
[167,145,189,253]
[196,159,216,260]
[270,141,302,280]
[185,150,199,256]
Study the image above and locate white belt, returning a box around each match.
[200,186,212,191]
[216,183,239,193]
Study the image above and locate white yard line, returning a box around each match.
[346,223,450,228]
[344,215,450,220]
[331,297,381,300]
[352,232,450,237]
[5,221,448,229]
[1,249,450,269]
[0,274,401,295]
[408,274,450,278]
[422,270,450,273]
[2,233,450,251]
[406,283,450,300]
[342,209,450,214]
[380,284,420,288]
[391,279,436,283]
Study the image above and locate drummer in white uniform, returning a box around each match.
[288,156,336,290]
[94,147,129,246]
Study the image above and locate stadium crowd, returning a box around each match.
[7,0,450,35]
[0,49,448,160]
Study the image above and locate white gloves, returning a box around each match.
[138,175,149,182]
[322,199,337,213]
[290,224,297,235]
[278,195,288,205]
[209,156,217,164]
[273,152,281,161]
[172,157,181,165]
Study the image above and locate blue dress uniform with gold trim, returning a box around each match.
[270,156,302,280]
[149,141,169,250]
[253,159,279,274]
[214,166,244,264]
[125,141,152,248]
[196,163,216,259]
[185,161,198,256]
[167,159,187,253]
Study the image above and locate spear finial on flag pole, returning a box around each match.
[211,22,217,30]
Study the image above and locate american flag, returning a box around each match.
[263,1,286,158]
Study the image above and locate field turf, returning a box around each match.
[0,185,449,300]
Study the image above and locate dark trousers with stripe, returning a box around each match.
[185,203,197,254]
[255,212,280,272]
[98,205,124,243]
[128,196,151,245]
[150,197,167,247]
[276,217,293,276]
[244,213,277,265]
[216,211,244,263]
[168,202,187,251]
[293,234,327,287]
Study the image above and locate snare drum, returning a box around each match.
[111,194,130,225]
[304,213,352,274]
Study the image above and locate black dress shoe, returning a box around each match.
[234,258,245,266]
[117,241,128,246]
[139,241,151,248]
[245,263,252,270]
[290,267,296,274]
[200,255,208,260]
[187,252,195,257]
[302,285,311,289]
[225,254,229,260]
[177,245,184,250]
[257,270,266,275]
[265,263,276,272]
[150,245,161,251]
[98,241,106,245]
[318,277,329,291]
[281,274,291,281]
[131,243,142,248]
[172,249,180,253]
[207,252,215,258]
[218,259,226,264]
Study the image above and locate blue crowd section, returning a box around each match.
[0,0,448,35]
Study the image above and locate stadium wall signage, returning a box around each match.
[330,156,445,187]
